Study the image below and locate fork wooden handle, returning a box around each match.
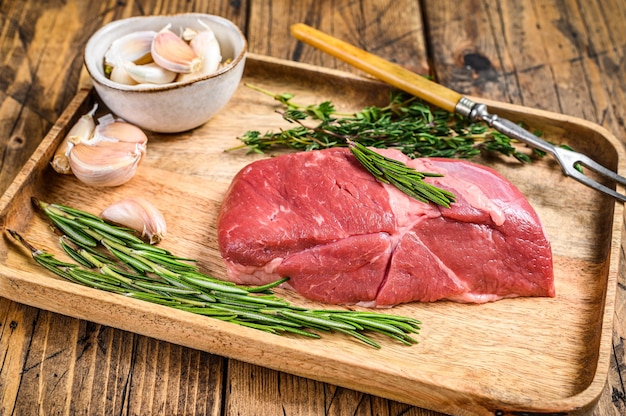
[290,23,463,114]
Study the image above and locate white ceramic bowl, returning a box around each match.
[84,13,247,133]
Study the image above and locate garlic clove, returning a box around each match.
[176,22,222,83]
[104,31,156,84]
[66,119,148,187]
[104,30,156,69]
[68,142,144,187]
[151,24,201,74]
[109,64,139,85]
[93,120,149,145]
[100,197,167,244]
[51,104,98,174]
[123,61,177,85]
[192,22,222,74]
[93,140,146,154]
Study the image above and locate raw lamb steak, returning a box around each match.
[217,148,554,307]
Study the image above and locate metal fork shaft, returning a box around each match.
[457,99,557,156]
[457,97,626,202]
[565,157,626,202]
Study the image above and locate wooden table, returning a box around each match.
[0,1,624,414]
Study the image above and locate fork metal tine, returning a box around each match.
[560,148,626,186]
[461,101,626,202]
[551,146,626,202]
[565,166,626,203]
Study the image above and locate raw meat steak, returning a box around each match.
[217,148,554,307]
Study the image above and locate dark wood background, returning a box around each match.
[0,0,624,414]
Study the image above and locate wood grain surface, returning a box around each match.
[0,55,621,414]
[0,1,624,415]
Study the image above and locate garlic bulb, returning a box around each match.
[100,197,167,244]
[151,24,201,74]
[67,117,148,187]
[51,104,98,174]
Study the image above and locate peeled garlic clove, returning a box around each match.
[101,197,167,244]
[104,31,156,83]
[104,30,156,68]
[109,64,138,85]
[151,25,201,74]
[176,22,222,83]
[51,104,98,174]
[124,61,177,85]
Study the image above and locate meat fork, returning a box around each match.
[290,23,626,203]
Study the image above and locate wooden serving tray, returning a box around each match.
[0,53,622,415]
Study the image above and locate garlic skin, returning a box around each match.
[51,104,98,174]
[151,25,201,74]
[68,119,148,187]
[100,197,167,244]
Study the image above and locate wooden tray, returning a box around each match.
[0,53,621,415]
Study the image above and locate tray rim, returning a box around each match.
[0,53,622,415]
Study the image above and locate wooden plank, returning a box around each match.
[0,299,38,412]
[0,1,98,194]
[247,0,428,75]
[225,361,429,416]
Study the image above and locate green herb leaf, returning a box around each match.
[348,140,456,208]
[8,200,423,349]
[229,86,552,206]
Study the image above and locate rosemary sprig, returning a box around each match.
[348,140,455,207]
[8,198,421,349]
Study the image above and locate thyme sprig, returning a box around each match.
[8,198,421,349]
[230,85,547,207]
[232,84,538,163]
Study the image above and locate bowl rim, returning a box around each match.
[84,13,248,93]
